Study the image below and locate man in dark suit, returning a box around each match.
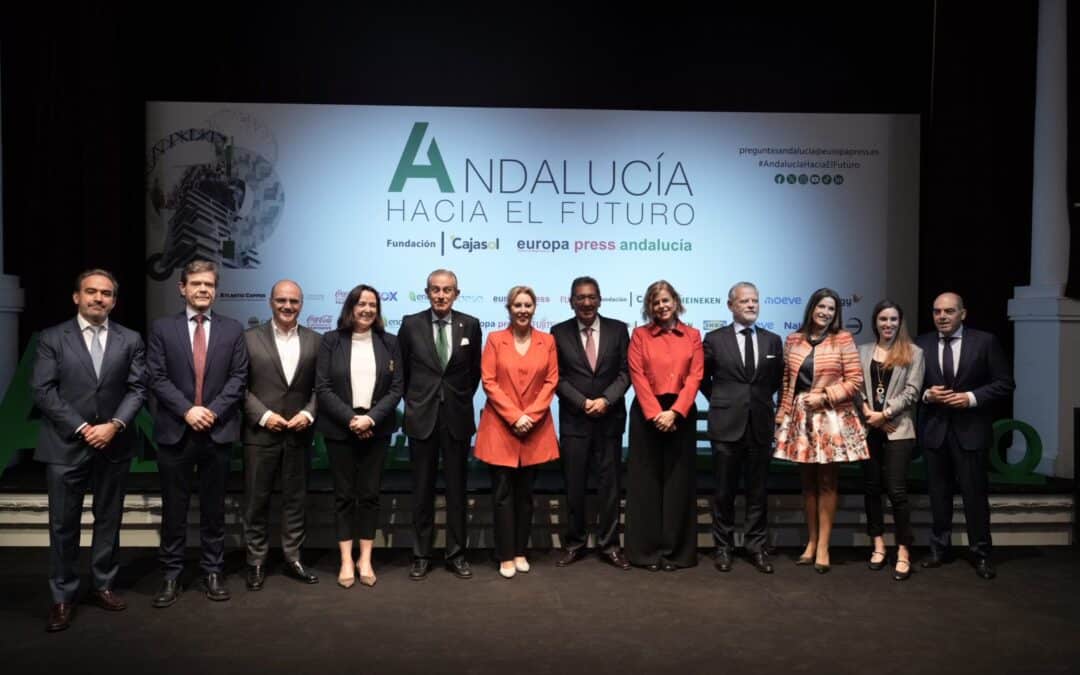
[241,280,320,591]
[31,269,146,632]
[398,269,482,579]
[699,282,783,574]
[916,292,1014,579]
[147,259,248,606]
[551,276,631,569]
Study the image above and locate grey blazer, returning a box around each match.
[857,342,925,441]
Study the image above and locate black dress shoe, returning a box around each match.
[645,563,661,572]
[283,561,319,584]
[409,558,430,580]
[88,589,127,611]
[749,552,775,574]
[246,564,266,591]
[556,548,588,567]
[46,603,73,632]
[661,561,678,572]
[714,549,733,573]
[920,554,945,569]
[446,557,473,579]
[152,579,181,608]
[203,573,230,602]
[975,558,996,580]
[602,549,631,570]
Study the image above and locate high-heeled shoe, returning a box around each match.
[814,563,831,574]
[868,549,888,571]
[795,555,813,566]
[356,562,376,587]
[893,557,911,581]
[337,573,355,589]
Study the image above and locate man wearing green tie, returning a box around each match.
[397,269,483,579]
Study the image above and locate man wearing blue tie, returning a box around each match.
[32,269,147,631]
[915,292,1014,580]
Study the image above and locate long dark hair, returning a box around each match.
[870,299,914,369]
[798,287,843,338]
[336,284,385,332]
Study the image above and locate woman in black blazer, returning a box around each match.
[316,284,402,588]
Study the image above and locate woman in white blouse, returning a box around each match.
[315,284,402,588]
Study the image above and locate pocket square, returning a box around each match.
[460,337,470,346]
[765,355,777,359]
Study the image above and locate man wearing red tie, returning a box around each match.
[147,260,248,606]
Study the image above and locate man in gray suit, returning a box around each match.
[241,280,321,590]
[31,269,147,632]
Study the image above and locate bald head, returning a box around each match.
[270,279,303,330]
[932,292,966,336]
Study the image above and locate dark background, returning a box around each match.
[3,3,1066,363]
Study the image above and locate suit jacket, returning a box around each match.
[857,342,925,441]
[915,327,1014,450]
[242,321,320,447]
[699,324,783,444]
[31,318,147,465]
[551,315,629,438]
[398,309,482,441]
[775,330,862,424]
[474,328,560,468]
[147,310,249,445]
[314,328,403,440]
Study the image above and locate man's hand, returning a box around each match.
[583,398,609,417]
[942,392,971,409]
[82,423,118,449]
[925,385,952,404]
[185,406,216,431]
[286,413,312,431]
[265,412,289,432]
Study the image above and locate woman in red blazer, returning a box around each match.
[625,280,704,571]
[774,287,868,573]
[474,285,559,578]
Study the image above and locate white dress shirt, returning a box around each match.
[350,331,377,410]
[185,307,212,347]
[732,321,759,369]
[74,314,124,432]
[928,325,978,407]
[257,321,315,427]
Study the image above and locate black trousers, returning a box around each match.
[711,429,770,554]
[862,431,915,547]
[924,428,993,559]
[242,435,310,566]
[327,435,388,541]
[489,464,537,561]
[45,454,129,603]
[560,432,622,553]
[409,411,470,561]
[624,397,698,568]
[157,433,231,579]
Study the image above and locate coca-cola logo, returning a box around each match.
[306,314,334,330]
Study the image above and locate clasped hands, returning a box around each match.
[861,406,898,434]
[652,410,678,432]
[512,414,536,436]
[81,423,118,449]
[349,415,376,439]
[582,397,609,417]
[925,385,971,408]
[265,412,312,433]
[184,406,217,431]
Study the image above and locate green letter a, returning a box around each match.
[388,122,454,192]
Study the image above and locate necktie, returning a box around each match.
[584,326,597,372]
[89,325,104,379]
[942,335,955,388]
[740,327,755,380]
[193,314,207,406]
[436,319,450,369]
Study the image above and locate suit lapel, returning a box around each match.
[174,312,195,373]
[295,326,316,388]
[258,322,289,387]
[955,330,977,386]
[420,313,441,369]
[447,316,465,369]
[63,319,98,382]
[371,332,389,396]
[924,335,944,384]
[721,325,747,381]
[99,324,125,382]
[204,313,225,375]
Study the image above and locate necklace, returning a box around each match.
[874,359,887,406]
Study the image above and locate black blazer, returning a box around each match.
[242,321,321,447]
[31,318,147,465]
[551,315,630,438]
[147,310,249,446]
[315,328,403,440]
[397,309,482,441]
[699,324,784,445]
[915,327,1014,450]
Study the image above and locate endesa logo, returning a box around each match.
[335,289,400,303]
[306,314,334,331]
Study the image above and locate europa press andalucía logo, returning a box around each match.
[144,109,285,280]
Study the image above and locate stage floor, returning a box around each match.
[2,546,1078,674]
